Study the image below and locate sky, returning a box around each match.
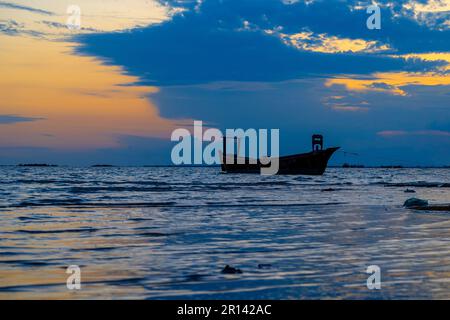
[0,0,449,166]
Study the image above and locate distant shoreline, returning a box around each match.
[1,164,449,169]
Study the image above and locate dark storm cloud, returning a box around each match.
[75,0,443,86]
[70,0,450,166]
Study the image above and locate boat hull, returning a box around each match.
[221,147,339,175]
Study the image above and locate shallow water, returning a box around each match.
[0,167,450,299]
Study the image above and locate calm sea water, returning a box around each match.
[0,166,450,299]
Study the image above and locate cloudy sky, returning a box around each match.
[0,0,449,166]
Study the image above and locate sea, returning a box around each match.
[0,166,449,299]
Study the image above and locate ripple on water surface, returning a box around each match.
[0,167,450,299]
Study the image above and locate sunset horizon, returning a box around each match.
[1,0,450,306]
[1,0,449,167]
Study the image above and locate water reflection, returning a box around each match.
[0,167,450,299]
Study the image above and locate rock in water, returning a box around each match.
[221,265,242,274]
[404,189,416,193]
[404,198,428,208]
